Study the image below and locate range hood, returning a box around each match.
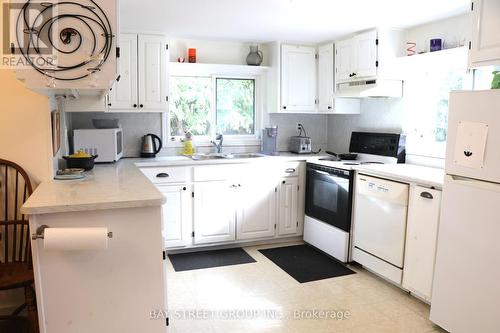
[335,79,403,98]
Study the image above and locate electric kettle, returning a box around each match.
[140,133,162,158]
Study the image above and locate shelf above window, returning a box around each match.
[170,62,269,77]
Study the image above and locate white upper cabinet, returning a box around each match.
[335,29,378,82]
[108,34,138,110]
[317,43,335,112]
[354,30,378,79]
[335,39,355,83]
[108,34,168,112]
[138,35,169,111]
[469,0,500,68]
[280,44,317,112]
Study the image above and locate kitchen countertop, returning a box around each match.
[353,163,445,188]
[22,153,318,215]
[22,159,166,215]
[23,152,443,215]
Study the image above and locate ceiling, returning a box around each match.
[120,0,470,43]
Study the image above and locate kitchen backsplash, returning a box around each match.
[70,112,163,157]
[327,98,404,152]
[268,113,328,153]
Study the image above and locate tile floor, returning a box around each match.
[166,242,447,333]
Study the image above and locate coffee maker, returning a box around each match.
[261,126,278,156]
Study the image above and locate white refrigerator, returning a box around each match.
[430,90,500,333]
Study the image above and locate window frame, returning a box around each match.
[164,73,263,148]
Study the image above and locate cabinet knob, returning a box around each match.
[282,106,287,110]
[139,104,144,108]
[133,104,137,108]
[156,173,169,178]
[108,103,112,107]
[182,187,187,191]
[282,180,286,184]
[328,106,332,110]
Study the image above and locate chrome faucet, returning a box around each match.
[211,133,224,153]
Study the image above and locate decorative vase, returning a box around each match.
[246,45,263,66]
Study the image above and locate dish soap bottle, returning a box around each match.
[181,131,196,156]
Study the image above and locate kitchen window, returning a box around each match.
[168,75,258,143]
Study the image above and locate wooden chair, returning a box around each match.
[0,159,38,333]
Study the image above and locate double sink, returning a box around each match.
[190,153,266,161]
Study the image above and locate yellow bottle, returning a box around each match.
[181,131,196,156]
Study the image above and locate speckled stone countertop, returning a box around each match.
[22,159,166,215]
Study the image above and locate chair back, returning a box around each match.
[0,159,33,264]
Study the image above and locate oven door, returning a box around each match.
[305,164,353,232]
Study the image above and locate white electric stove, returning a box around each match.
[303,132,406,263]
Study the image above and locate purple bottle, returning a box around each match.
[430,39,442,52]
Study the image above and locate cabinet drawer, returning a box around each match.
[277,162,301,177]
[140,167,188,184]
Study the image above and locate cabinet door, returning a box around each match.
[278,177,299,236]
[138,35,169,111]
[281,45,317,112]
[193,181,236,244]
[402,186,442,301]
[354,30,378,79]
[335,38,355,83]
[158,184,192,249]
[236,178,277,240]
[317,43,335,112]
[469,0,500,67]
[108,34,138,111]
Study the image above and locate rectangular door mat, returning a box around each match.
[259,244,355,283]
[168,248,256,272]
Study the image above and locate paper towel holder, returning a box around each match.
[32,225,113,240]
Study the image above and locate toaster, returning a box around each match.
[289,136,312,154]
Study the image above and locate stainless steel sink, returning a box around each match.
[190,154,227,161]
[190,153,265,160]
[224,153,265,159]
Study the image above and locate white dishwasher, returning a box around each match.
[352,174,409,285]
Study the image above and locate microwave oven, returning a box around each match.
[73,128,123,162]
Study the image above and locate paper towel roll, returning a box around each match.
[44,228,109,251]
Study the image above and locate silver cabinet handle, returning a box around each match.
[420,191,434,199]
[285,168,296,173]
[156,173,169,178]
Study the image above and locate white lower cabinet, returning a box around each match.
[403,186,442,302]
[277,177,299,236]
[236,178,277,240]
[158,184,193,249]
[193,181,237,244]
[149,162,305,249]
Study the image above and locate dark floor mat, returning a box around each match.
[168,248,256,272]
[259,244,355,283]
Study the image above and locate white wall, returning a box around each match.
[0,70,53,313]
[406,14,470,54]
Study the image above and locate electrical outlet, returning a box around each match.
[297,123,303,131]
